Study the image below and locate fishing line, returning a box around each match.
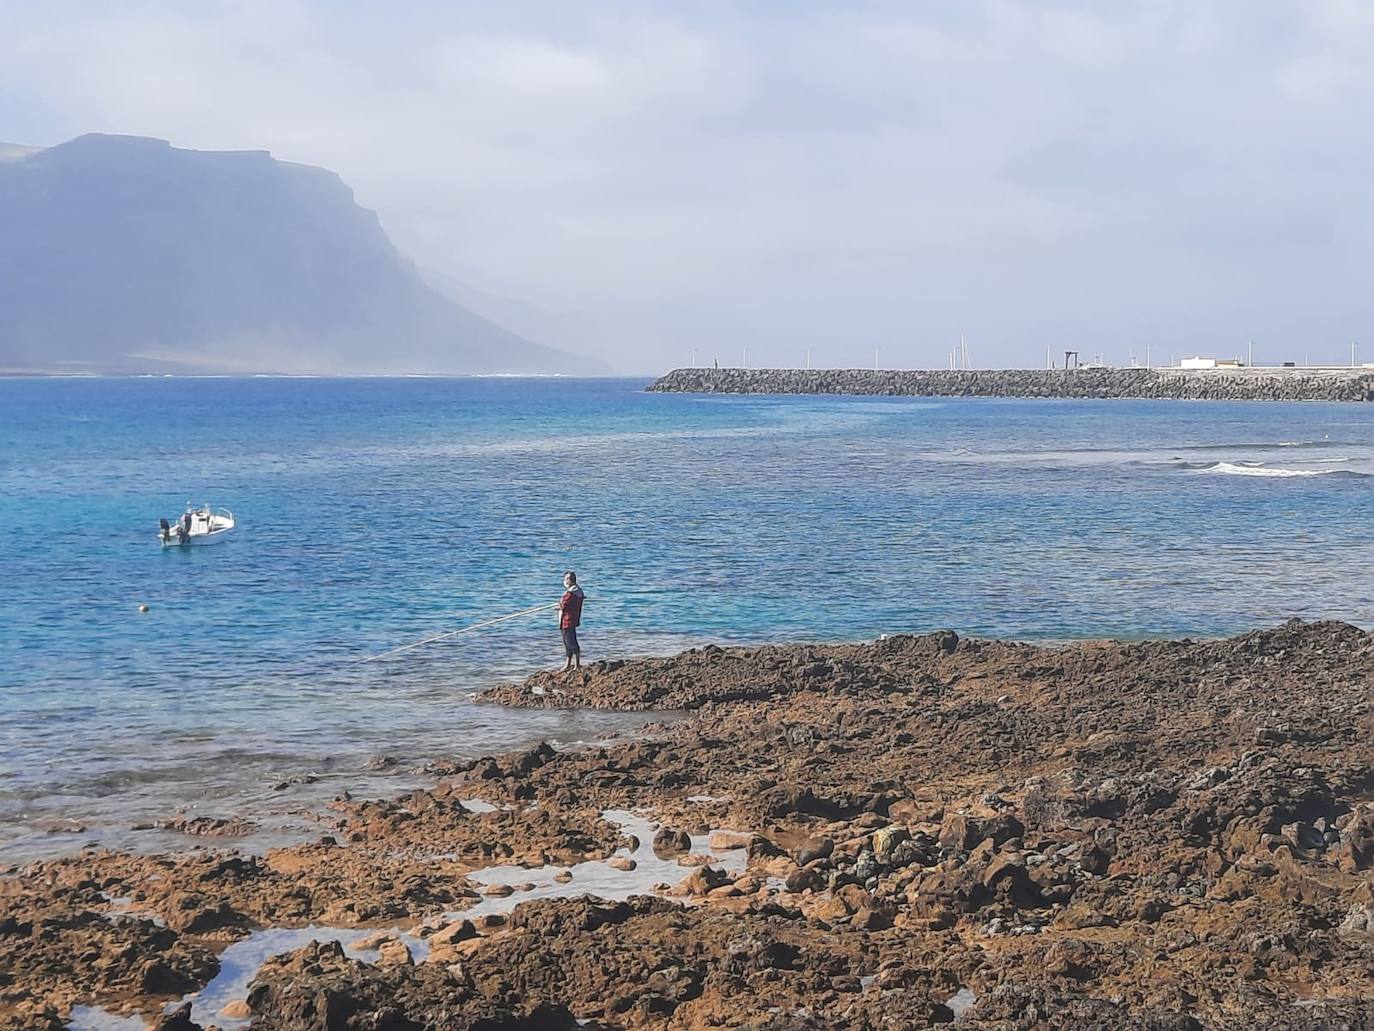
[347,601,560,665]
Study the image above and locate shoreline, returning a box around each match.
[647,366,1374,402]
[5,620,1373,1028]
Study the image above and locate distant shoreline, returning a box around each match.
[648,366,1374,402]
[0,370,648,380]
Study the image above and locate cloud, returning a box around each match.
[2,1,1371,371]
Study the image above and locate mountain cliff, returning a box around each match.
[0,134,603,375]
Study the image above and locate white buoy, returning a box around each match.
[138,603,150,614]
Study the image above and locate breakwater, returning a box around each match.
[648,366,1374,401]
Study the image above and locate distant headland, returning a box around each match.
[648,366,1374,402]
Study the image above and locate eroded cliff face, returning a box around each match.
[0,134,603,375]
[649,367,1374,401]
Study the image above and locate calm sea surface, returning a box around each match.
[2,376,1372,858]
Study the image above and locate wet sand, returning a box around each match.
[3,620,1373,1029]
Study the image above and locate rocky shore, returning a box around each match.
[647,367,1374,402]
[4,621,1374,1029]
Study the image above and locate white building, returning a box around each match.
[1181,357,1244,370]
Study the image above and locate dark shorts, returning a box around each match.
[561,627,580,657]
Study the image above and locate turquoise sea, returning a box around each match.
[2,376,1372,857]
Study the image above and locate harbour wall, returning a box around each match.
[647,367,1374,402]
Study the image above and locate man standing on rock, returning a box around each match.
[556,571,585,672]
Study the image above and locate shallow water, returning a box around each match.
[946,986,978,1019]
[456,808,748,920]
[66,926,430,1030]
[65,805,748,1030]
[3,377,1373,857]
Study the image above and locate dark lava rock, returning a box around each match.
[246,939,579,1030]
[149,1003,203,1031]
[764,785,846,820]
[938,812,1025,851]
[785,867,825,893]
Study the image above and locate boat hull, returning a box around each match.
[158,508,235,546]
[159,527,233,546]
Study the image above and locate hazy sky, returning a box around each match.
[4,1,1372,371]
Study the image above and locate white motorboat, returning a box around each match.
[159,504,235,546]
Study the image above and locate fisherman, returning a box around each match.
[556,571,585,672]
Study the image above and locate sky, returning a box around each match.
[3,0,1373,372]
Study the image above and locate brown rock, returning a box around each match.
[351,929,398,951]
[676,865,732,896]
[429,919,477,946]
[376,938,413,967]
[1057,903,1116,929]
[835,883,875,915]
[1043,939,1097,980]
[852,906,893,931]
[708,830,754,850]
[1338,807,1374,872]
[652,827,693,855]
[793,835,835,865]
[938,812,1024,851]
[163,890,247,934]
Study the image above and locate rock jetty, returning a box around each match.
[4,621,1373,1028]
[648,366,1374,401]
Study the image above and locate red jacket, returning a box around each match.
[559,587,584,629]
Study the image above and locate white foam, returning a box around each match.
[1201,461,1333,478]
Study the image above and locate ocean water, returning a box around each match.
[2,376,1372,858]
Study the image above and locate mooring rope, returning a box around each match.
[349,601,559,665]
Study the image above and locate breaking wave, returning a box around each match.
[1198,461,1365,478]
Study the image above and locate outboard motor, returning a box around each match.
[159,517,171,542]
